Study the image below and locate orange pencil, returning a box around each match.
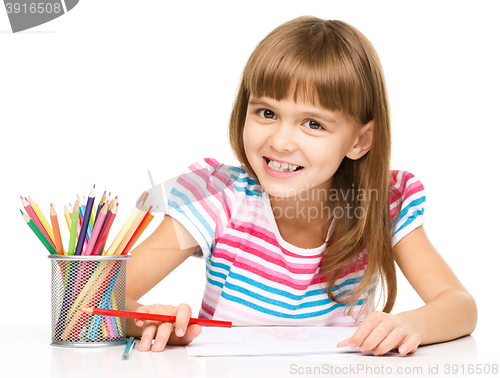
[113,197,152,255]
[121,206,156,255]
[49,204,65,255]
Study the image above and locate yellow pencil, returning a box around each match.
[63,204,71,232]
[105,194,146,255]
[28,196,55,245]
[113,197,152,255]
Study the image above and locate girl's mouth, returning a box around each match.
[264,157,304,172]
[262,157,304,178]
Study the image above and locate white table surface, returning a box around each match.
[1,325,498,378]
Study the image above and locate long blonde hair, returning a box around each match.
[228,16,397,315]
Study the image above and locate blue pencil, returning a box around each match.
[75,186,95,255]
[123,337,135,360]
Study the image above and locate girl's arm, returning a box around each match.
[126,214,201,350]
[338,226,477,356]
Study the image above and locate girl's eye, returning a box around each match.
[258,109,277,119]
[303,120,324,130]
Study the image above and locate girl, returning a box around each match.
[125,16,477,356]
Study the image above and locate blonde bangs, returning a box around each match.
[242,17,376,125]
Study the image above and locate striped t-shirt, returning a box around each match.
[166,158,426,326]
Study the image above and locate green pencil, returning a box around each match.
[67,197,80,255]
[21,210,57,255]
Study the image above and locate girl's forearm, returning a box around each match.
[396,289,477,345]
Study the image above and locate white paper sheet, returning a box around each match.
[185,326,357,357]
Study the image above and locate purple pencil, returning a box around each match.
[75,185,95,255]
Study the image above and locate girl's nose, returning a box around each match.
[268,122,297,152]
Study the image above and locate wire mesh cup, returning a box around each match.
[49,255,131,347]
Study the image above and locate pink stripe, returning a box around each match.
[190,162,234,233]
[201,301,215,318]
[233,222,323,259]
[211,247,238,265]
[404,181,424,200]
[178,176,219,220]
[232,258,321,290]
[204,284,222,299]
[338,254,368,279]
[178,169,231,240]
[220,234,320,273]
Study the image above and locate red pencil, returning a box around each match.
[91,203,118,255]
[78,307,232,328]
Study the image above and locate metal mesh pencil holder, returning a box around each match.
[49,255,131,347]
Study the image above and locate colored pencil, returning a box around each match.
[95,191,107,222]
[113,197,152,255]
[78,307,233,328]
[105,202,140,255]
[28,196,56,246]
[79,199,90,240]
[63,205,71,232]
[75,186,95,255]
[21,210,57,255]
[67,198,80,255]
[61,264,118,340]
[121,205,156,255]
[83,201,108,255]
[49,204,65,255]
[123,337,135,360]
[92,203,118,255]
[21,197,56,249]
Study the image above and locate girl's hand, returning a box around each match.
[135,303,202,352]
[337,311,421,356]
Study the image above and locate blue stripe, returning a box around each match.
[209,260,231,272]
[233,184,262,197]
[208,269,228,281]
[229,169,258,185]
[224,281,333,310]
[220,291,366,319]
[170,188,214,235]
[226,271,362,301]
[207,275,224,289]
[395,208,425,236]
[391,196,426,230]
[168,198,211,253]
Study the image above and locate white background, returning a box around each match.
[1,0,498,330]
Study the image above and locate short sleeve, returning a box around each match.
[389,170,426,247]
[165,158,236,259]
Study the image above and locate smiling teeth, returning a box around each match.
[268,160,300,172]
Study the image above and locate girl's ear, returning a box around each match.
[345,120,374,160]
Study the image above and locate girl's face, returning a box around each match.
[243,95,373,199]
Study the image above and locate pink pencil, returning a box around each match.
[83,201,109,255]
[21,197,56,249]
